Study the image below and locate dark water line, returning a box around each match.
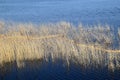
[0,60,120,80]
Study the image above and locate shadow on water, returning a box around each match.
[0,60,120,80]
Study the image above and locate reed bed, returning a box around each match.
[0,21,120,70]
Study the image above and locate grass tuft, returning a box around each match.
[0,21,120,70]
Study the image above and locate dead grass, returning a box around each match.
[0,21,120,70]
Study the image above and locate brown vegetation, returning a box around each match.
[0,21,120,70]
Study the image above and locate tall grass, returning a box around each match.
[118,28,120,43]
[0,21,120,70]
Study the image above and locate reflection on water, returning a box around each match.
[0,60,120,80]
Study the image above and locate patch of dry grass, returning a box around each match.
[0,21,120,70]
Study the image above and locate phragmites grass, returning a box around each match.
[0,21,120,70]
[118,28,120,40]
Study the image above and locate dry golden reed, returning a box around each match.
[0,21,120,69]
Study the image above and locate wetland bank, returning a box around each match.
[0,21,120,80]
[0,0,120,80]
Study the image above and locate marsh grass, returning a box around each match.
[118,28,120,44]
[0,21,120,70]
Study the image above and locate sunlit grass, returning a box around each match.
[0,21,120,70]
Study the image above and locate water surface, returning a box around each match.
[0,61,120,80]
[0,0,120,27]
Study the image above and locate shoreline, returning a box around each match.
[0,21,120,70]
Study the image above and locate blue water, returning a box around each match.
[0,61,120,80]
[0,0,120,27]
